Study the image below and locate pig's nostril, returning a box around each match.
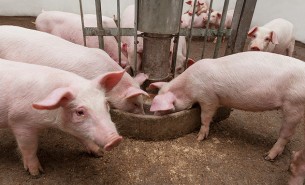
[251,47,260,51]
[104,136,123,151]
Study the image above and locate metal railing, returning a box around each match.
[78,0,256,76]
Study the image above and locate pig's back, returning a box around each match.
[190,52,305,110]
[0,26,122,79]
[264,18,294,43]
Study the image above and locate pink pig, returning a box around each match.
[184,0,210,15]
[170,36,195,76]
[0,58,124,176]
[35,11,128,68]
[0,25,148,114]
[207,10,234,29]
[121,5,144,72]
[181,11,209,28]
[149,51,305,163]
[247,18,295,57]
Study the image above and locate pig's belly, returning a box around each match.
[219,91,282,112]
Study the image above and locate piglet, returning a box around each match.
[170,36,195,76]
[121,5,144,72]
[0,58,124,176]
[247,18,295,57]
[0,25,148,114]
[149,51,305,163]
[35,11,128,68]
[205,9,234,43]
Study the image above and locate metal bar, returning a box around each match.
[213,0,229,58]
[225,0,244,55]
[185,0,198,69]
[170,0,185,77]
[226,0,257,54]
[95,0,104,49]
[200,0,214,59]
[79,0,86,46]
[117,0,121,66]
[83,27,230,37]
[134,0,138,75]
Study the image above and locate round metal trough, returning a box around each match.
[110,100,231,141]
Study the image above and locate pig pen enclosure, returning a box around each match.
[1,0,305,184]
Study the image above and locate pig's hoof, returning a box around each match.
[89,150,104,158]
[197,133,208,141]
[264,152,276,162]
[28,167,44,177]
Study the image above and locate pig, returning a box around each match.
[0,58,124,176]
[184,0,210,15]
[289,150,305,185]
[181,13,192,28]
[181,11,209,28]
[0,25,148,114]
[35,10,128,68]
[149,51,305,162]
[247,18,295,57]
[205,9,234,43]
[170,36,195,76]
[207,10,234,29]
[121,5,144,72]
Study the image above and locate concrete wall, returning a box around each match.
[0,0,304,43]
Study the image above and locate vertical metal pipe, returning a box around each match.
[213,0,229,58]
[225,0,257,55]
[117,0,121,66]
[95,0,104,49]
[79,0,86,46]
[185,0,198,69]
[170,0,184,76]
[200,0,213,59]
[133,0,139,75]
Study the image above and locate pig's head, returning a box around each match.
[32,71,126,151]
[209,11,221,26]
[196,0,209,15]
[247,26,279,52]
[106,72,149,114]
[148,80,194,115]
[181,14,191,28]
[175,57,195,76]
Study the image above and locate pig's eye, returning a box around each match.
[265,38,270,42]
[134,103,139,107]
[76,110,85,116]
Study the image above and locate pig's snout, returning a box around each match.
[250,46,261,51]
[103,134,123,151]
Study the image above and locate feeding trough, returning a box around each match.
[79,0,257,140]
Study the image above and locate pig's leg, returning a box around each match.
[77,138,103,157]
[265,103,304,161]
[197,103,218,141]
[11,126,43,176]
[288,150,305,185]
[287,39,295,57]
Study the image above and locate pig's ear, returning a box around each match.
[270,31,279,45]
[134,73,148,85]
[95,70,125,92]
[147,82,168,91]
[185,0,193,5]
[32,87,75,110]
[150,92,176,112]
[217,12,222,19]
[247,26,258,38]
[121,43,128,57]
[125,87,149,99]
[186,58,195,68]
